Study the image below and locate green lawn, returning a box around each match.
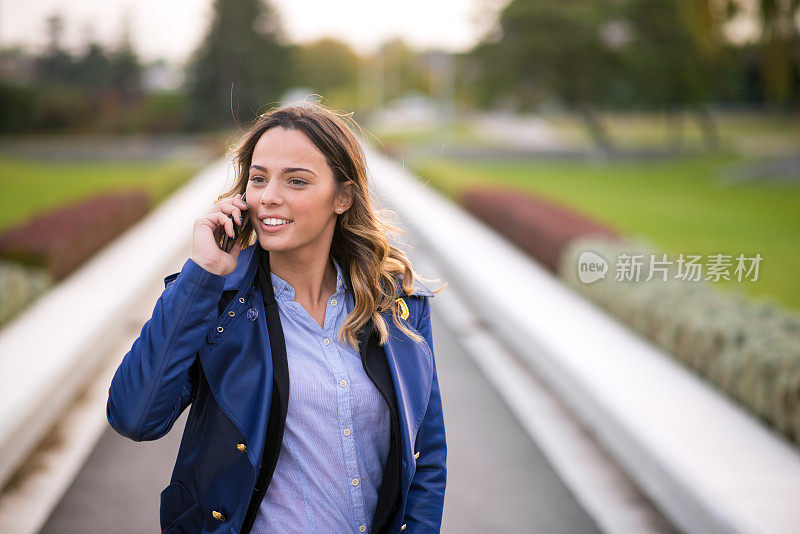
[0,156,199,231]
[409,154,800,312]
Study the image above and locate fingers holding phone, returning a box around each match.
[190,193,250,276]
[220,191,248,253]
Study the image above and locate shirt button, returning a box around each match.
[331,299,337,306]
[343,428,351,436]
[359,525,366,532]
[323,338,330,345]
[352,478,359,486]
[340,380,347,387]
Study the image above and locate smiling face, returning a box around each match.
[245,127,351,258]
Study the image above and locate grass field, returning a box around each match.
[0,156,199,232]
[408,153,800,312]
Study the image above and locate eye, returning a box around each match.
[249,175,265,183]
[290,179,307,186]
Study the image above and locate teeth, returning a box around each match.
[263,218,291,226]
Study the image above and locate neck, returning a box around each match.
[268,247,337,304]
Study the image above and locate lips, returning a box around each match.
[259,217,293,232]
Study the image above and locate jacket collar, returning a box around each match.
[223,244,434,298]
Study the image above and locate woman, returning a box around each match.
[106,103,447,534]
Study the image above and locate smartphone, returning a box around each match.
[220,192,247,253]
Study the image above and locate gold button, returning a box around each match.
[217,326,224,332]
[352,478,359,486]
[414,451,420,459]
[340,380,347,387]
[237,443,246,452]
[343,428,351,436]
[401,524,407,531]
[323,338,330,345]
[211,510,225,521]
[239,297,245,303]
[228,310,235,317]
[331,299,337,306]
[359,526,366,532]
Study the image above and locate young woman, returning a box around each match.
[106,103,447,534]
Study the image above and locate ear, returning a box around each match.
[336,181,355,212]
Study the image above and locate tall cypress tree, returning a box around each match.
[184,0,290,130]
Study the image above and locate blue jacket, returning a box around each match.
[106,244,446,533]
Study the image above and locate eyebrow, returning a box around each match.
[250,164,317,177]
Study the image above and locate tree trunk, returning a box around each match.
[579,105,612,153]
[695,105,719,152]
[666,107,684,152]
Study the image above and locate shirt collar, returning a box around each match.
[270,255,348,301]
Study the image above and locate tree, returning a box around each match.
[739,0,799,107]
[290,38,360,108]
[617,0,731,150]
[376,38,430,103]
[292,38,359,92]
[35,13,73,83]
[470,0,618,150]
[184,0,291,130]
[107,13,143,102]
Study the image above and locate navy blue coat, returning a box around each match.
[106,244,446,533]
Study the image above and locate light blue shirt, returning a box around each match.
[252,256,391,534]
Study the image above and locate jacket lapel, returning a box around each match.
[381,310,434,462]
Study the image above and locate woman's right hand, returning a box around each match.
[190,193,249,276]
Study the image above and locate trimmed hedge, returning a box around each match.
[0,259,51,326]
[460,186,620,272]
[558,236,800,445]
[0,190,151,281]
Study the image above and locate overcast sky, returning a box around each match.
[0,0,502,64]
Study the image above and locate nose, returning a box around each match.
[256,178,284,207]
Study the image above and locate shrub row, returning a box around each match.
[0,259,51,327]
[0,190,152,281]
[558,235,800,445]
[460,186,620,272]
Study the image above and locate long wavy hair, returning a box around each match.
[217,102,445,349]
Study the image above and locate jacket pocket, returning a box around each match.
[160,481,202,533]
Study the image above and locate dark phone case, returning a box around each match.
[220,193,246,253]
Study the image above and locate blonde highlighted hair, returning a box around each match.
[218,102,446,349]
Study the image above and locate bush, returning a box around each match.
[461,186,621,272]
[0,259,51,327]
[0,190,152,281]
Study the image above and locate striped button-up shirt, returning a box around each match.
[252,256,391,534]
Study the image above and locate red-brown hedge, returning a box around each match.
[0,190,152,281]
[460,186,621,272]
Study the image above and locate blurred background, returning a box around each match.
[1,1,799,533]
[1,0,798,316]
